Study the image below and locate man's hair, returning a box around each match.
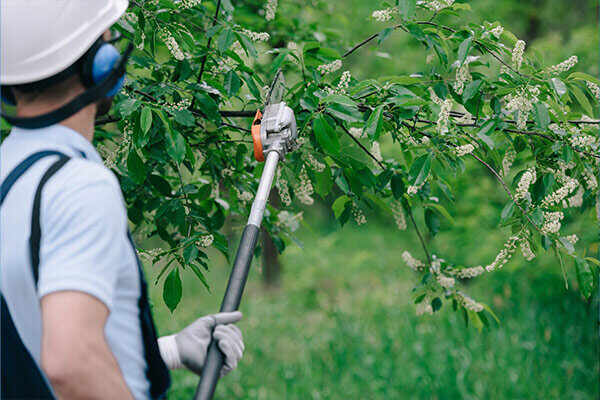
[12,74,83,105]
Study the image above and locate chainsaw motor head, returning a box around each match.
[251,101,298,162]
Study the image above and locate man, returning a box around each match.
[0,1,244,399]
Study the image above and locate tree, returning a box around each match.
[84,0,598,326]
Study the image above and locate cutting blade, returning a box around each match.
[264,68,285,108]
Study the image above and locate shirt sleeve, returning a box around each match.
[37,159,131,312]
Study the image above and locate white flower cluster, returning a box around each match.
[221,168,233,178]
[489,26,504,39]
[455,144,474,157]
[512,39,526,70]
[455,112,474,124]
[265,0,278,21]
[451,266,484,279]
[453,65,471,95]
[371,141,383,162]
[456,292,484,312]
[137,31,146,51]
[430,88,452,134]
[402,251,425,271]
[569,134,597,149]
[407,182,425,195]
[541,176,579,207]
[426,53,435,64]
[583,170,598,190]
[546,55,578,75]
[303,153,325,172]
[568,186,584,208]
[371,7,397,22]
[349,127,366,139]
[565,234,579,245]
[159,28,185,61]
[199,234,214,247]
[317,60,342,75]
[416,297,434,316]
[423,0,455,12]
[137,248,162,262]
[276,167,291,206]
[351,202,367,225]
[179,0,201,9]
[540,211,564,235]
[210,181,219,199]
[485,235,519,272]
[391,200,407,231]
[276,211,303,232]
[241,29,270,42]
[170,98,192,111]
[515,167,537,201]
[436,274,456,289]
[295,166,314,205]
[502,148,516,177]
[520,237,535,261]
[505,88,537,130]
[337,71,352,94]
[234,187,253,203]
[587,81,600,99]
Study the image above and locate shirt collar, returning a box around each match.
[10,124,103,164]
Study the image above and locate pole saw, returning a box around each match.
[194,69,298,400]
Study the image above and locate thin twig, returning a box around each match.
[336,119,386,169]
[407,207,432,266]
[176,165,194,236]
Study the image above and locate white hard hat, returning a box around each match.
[1,0,129,85]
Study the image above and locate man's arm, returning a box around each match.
[40,291,134,400]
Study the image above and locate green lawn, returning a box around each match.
[148,215,598,400]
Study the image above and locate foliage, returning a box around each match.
[89,0,598,320]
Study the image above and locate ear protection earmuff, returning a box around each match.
[1,38,132,129]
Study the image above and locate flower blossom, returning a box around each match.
[351,202,367,225]
[416,297,434,316]
[587,81,600,99]
[489,26,504,39]
[199,234,214,247]
[485,235,519,272]
[402,251,425,271]
[541,177,579,207]
[455,144,474,157]
[540,211,564,235]
[546,55,578,75]
[294,166,314,205]
[456,291,484,312]
[159,28,185,61]
[512,39,526,70]
[265,0,278,21]
[437,274,456,289]
[317,60,342,75]
[276,211,303,232]
[515,167,536,201]
[502,148,516,177]
[276,167,291,206]
[583,170,598,190]
[453,64,471,95]
[241,29,270,42]
[520,237,535,261]
[450,266,484,279]
[371,7,397,22]
[423,0,455,12]
[391,200,407,231]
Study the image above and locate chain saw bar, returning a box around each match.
[251,102,298,162]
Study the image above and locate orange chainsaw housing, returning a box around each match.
[252,110,264,162]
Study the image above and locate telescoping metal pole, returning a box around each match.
[194,150,280,400]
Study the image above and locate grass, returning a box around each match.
[148,213,598,400]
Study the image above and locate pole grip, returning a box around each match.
[194,224,260,400]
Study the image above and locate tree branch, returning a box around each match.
[407,206,432,266]
[336,120,386,169]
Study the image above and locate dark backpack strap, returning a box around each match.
[29,157,70,285]
[127,234,171,400]
[1,150,67,205]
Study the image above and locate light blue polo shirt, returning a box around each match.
[1,124,150,399]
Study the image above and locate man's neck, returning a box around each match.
[15,98,97,142]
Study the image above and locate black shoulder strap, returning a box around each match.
[1,150,67,205]
[29,157,70,285]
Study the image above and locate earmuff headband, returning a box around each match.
[1,43,133,130]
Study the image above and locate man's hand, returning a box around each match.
[41,291,134,400]
[158,311,244,377]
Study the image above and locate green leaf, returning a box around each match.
[458,37,472,65]
[117,98,141,117]
[574,256,593,298]
[408,153,432,185]
[559,237,574,254]
[127,150,146,185]
[424,208,440,236]
[365,104,384,140]
[163,267,182,312]
[224,69,242,96]
[217,28,235,53]
[533,103,550,129]
[391,174,405,199]
[397,0,416,20]
[171,109,195,127]
[189,262,210,290]
[165,130,186,162]
[313,115,340,154]
[140,107,152,135]
[326,103,361,122]
[568,71,600,85]
[501,201,515,220]
[235,32,258,59]
[569,84,594,116]
[431,297,442,312]
[549,78,567,98]
[424,203,455,225]
[377,28,394,45]
[332,195,350,219]
[531,207,544,226]
[477,120,496,150]
[463,80,483,101]
[183,244,199,263]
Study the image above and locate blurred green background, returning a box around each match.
[148,1,599,399]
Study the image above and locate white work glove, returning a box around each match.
[157,311,244,378]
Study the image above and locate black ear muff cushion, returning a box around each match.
[79,38,105,89]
